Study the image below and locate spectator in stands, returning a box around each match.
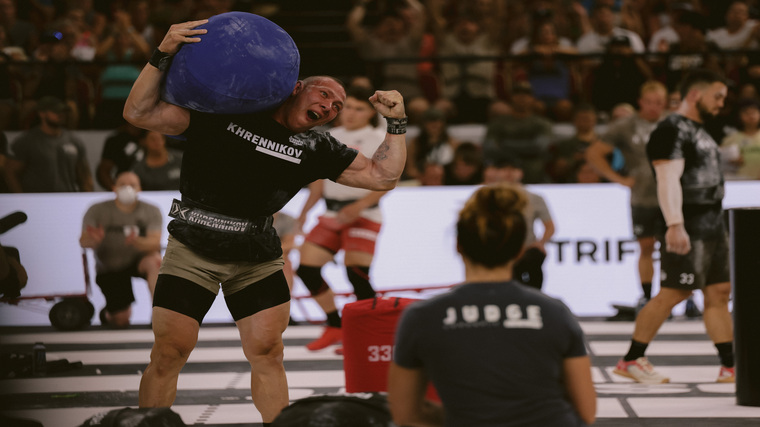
[488,99,512,119]
[418,163,444,185]
[128,0,156,51]
[388,183,594,427]
[509,6,576,56]
[443,142,484,185]
[660,10,722,92]
[97,121,145,191]
[69,0,107,41]
[647,1,688,53]
[346,0,426,102]
[706,1,758,50]
[20,30,81,129]
[5,96,93,193]
[434,0,506,47]
[482,81,554,184]
[0,23,25,130]
[612,102,637,121]
[93,8,150,129]
[130,130,182,191]
[404,107,458,182]
[432,12,500,124]
[721,99,760,180]
[80,171,162,328]
[573,161,604,183]
[514,19,579,122]
[576,4,646,55]
[547,103,599,183]
[64,7,97,61]
[588,34,652,115]
[619,0,649,41]
[586,80,669,313]
[0,0,38,57]
[738,82,758,100]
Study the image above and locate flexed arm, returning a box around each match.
[123,20,207,135]
[336,90,407,191]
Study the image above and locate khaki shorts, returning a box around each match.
[159,235,284,296]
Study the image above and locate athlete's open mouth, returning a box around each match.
[308,110,320,120]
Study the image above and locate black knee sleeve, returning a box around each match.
[225,270,290,321]
[153,274,216,325]
[296,265,330,296]
[347,265,375,300]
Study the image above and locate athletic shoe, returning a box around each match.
[306,326,342,351]
[717,366,735,383]
[613,357,670,384]
[685,297,702,318]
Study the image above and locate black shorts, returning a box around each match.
[631,206,664,239]
[659,233,730,290]
[96,263,144,313]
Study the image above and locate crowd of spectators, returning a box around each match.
[1,0,760,189]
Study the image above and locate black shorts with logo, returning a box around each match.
[658,233,730,290]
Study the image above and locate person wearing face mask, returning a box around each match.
[5,96,93,193]
[80,172,162,328]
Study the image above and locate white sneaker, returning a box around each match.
[614,357,670,384]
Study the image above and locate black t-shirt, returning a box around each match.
[180,111,358,218]
[100,131,144,175]
[170,111,358,262]
[647,114,725,238]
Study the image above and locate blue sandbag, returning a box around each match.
[162,12,300,114]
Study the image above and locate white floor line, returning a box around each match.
[589,340,718,356]
[579,321,708,336]
[0,325,326,345]
[0,371,345,395]
[45,344,342,365]
[627,397,760,418]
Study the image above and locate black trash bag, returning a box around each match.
[0,414,44,427]
[79,407,186,427]
[272,392,395,427]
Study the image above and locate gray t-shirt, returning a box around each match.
[525,191,552,245]
[130,150,183,191]
[82,200,163,273]
[394,281,587,427]
[10,127,89,192]
[602,114,661,208]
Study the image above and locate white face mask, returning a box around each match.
[116,185,138,205]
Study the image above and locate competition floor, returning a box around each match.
[1,318,759,427]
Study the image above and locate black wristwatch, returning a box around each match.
[149,48,173,72]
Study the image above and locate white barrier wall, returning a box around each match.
[1,182,758,326]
